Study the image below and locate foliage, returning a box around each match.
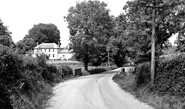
[113,53,185,109]
[0,45,14,109]
[88,68,106,74]
[65,0,114,70]
[176,28,185,52]
[0,86,13,109]
[0,46,73,109]
[16,23,60,54]
[134,55,185,97]
[58,65,73,79]
[162,46,178,55]
[154,54,185,97]
[118,0,185,62]
[109,37,128,67]
[0,19,14,47]
[108,14,128,67]
[16,38,36,54]
[135,62,151,86]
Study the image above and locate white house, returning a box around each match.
[58,49,73,60]
[33,43,73,60]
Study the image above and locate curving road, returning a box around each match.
[46,68,154,109]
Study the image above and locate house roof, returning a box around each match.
[35,43,59,49]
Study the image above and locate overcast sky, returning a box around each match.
[0,0,130,47]
[0,0,176,47]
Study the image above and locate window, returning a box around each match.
[53,54,54,57]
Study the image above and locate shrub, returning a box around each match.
[58,65,73,79]
[0,86,13,109]
[135,55,185,97]
[135,62,151,86]
[154,54,185,97]
[0,46,73,109]
[113,54,185,109]
[113,72,126,80]
[88,68,106,74]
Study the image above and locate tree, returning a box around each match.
[176,28,185,52]
[110,37,128,67]
[123,0,185,85]
[0,19,14,47]
[65,0,114,70]
[16,23,60,53]
[16,38,36,54]
[108,14,128,67]
[26,23,60,44]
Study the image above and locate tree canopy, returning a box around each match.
[65,0,114,70]
[0,19,14,47]
[16,23,60,54]
[113,0,185,63]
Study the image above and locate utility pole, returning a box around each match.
[151,0,156,85]
[106,45,110,69]
[108,49,110,69]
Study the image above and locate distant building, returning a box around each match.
[33,43,73,60]
[58,49,73,60]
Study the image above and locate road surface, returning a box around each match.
[46,68,154,109]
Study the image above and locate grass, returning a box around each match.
[113,66,185,109]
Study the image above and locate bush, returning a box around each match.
[154,54,185,97]
[0,86,13,109]
[135,62,151,86]
[113,54,185,109]
[0,46,74,109]
[134,55,185,97]
[88,68,106,74]
[58,65,73,79]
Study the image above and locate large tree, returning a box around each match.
[16,23,60,53]
[176,26,185,52]
[0,19,14,47]
[109,14,129,67]
[122,0,185,84]
[65,0,114,70]
[0,19,14,109]
[16,38,35,54]
[124,0,184,54]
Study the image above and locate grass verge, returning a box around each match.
[113,58,185,109]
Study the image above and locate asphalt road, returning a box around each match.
[46,68,154,109]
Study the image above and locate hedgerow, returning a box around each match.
[154,54,185,97]
[113,54,185,108]
[0,45,73,109]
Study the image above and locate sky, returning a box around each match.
[0,0,176,47]
[0,0,130,47]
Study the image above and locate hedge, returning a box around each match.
[0,46,73,109]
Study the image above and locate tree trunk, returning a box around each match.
[84,53,89,71]
[151,0,156,85]
[84,43,89,71]
[84,62,88,71]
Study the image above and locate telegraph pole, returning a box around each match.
[151,0,156,85]
[106,45,110,69]
[108,49,110,69]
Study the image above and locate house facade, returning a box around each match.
[58,49,73,60]
[33,43,73,60]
